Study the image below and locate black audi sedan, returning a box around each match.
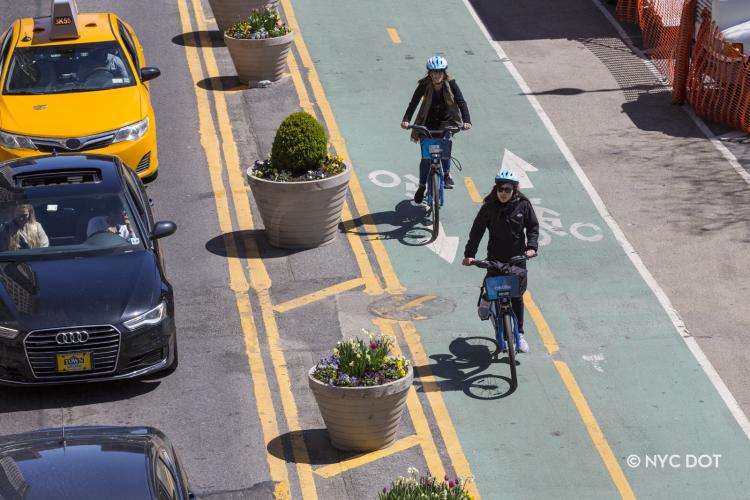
[0,426,194,499]
[0,154,177,385]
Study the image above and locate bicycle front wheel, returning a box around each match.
[503,312,517,390]
[431,170,440,237]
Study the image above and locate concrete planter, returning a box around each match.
[208,0,280,34]
[224,30,294,84]
[307,365,413,452]
[246,166,351,249]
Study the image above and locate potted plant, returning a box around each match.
[378,468,474,500]
[208,0,280,34]
[224,7,294,84]
[246,111,352,249]
[308,331,413,452]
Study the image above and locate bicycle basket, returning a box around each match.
[484,274,520,299]
[420,138,452,160]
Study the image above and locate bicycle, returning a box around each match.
[470,255,533,390]
[406,124,461,238]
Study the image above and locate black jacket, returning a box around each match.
[463,188,539,262]
[403,79,471,129]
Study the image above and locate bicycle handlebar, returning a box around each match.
[470,254,535,271]
[406,124,461,137]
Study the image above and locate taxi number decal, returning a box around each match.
[54,16,73,25]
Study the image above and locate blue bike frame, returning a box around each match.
[484,274,521,353]
[420,137,451,208]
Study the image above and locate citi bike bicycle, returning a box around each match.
[407,124,461,238]
[470,255,534,390]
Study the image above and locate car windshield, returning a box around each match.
[0,194,145,259]
[3,41,135,95]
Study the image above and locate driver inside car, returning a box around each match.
[83,48,128,82]
[86,198,137,243]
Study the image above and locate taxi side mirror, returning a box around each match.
[151,221,176,240]
[141,67,161,82]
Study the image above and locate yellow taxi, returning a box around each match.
[0,0,160,178]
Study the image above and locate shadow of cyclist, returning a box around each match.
[413,336,517,399]
[340,199,437,247]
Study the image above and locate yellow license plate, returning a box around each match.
[56,352,92,372]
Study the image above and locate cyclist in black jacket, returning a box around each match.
[401,55,472,204]
[462,170,539,352]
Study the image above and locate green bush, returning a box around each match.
[270,112,328,177]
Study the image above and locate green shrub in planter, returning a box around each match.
[269,111,328,177]
[225,7,291,39]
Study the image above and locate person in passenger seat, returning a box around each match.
[0,204,49,250]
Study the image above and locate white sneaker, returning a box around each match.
[518,334,529,353]
[477,298,491,321]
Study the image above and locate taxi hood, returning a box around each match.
[0,87,143,137]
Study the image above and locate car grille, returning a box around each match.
[24,325,120,379]
[30,132,116,153]
[136,152,151,173]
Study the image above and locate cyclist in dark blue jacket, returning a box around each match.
[401,55,472,204]
[462,170,539,352]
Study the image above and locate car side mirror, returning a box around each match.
[151,221,176,240]
[141,67,161,82]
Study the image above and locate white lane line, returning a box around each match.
[590,0,750,186]
[460,0,750,440]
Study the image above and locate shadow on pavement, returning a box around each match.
[205,230,311,258]
[0,379,161,413]
[266,429,364,465]
[414,336,517,400]
[340,200,436,246]
[196,76,247,92]
[171,31,225,48]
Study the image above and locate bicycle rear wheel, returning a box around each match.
[431,169,440,237]
[503,313,517,390]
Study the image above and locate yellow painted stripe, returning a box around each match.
[399,321,480,499]
[287,50,383,296]
[315,435,420,479]
[387,27,401,44]
[189,0,317,497]
[374,319,445,480]
[397,295,435,311]
[274,278,365,313]
[281,0,403,295]
[463,176,483,203]
[554,362,636,499]
[175,0,290,496]
[524,292,559,354]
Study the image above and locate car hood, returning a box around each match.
[0,251,163,331]
[0,87,142,137]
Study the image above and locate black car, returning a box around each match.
[0,154,177,385]
[0,425,193,499]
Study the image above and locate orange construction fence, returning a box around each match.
[687,10,750,132]
[616,0,695,104]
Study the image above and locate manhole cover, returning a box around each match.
[368,294,455,321]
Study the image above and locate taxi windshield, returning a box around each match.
[3,41,135,95]
[0,194,144,258]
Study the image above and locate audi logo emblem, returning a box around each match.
[55,331,90,345]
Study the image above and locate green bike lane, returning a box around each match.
[290,0,750,497]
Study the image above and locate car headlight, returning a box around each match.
[0,130,37,150]
[113,117,149,144]
[123,301,166,331]
[0,325,19,340]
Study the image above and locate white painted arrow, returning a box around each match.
[424,222,459,263]
[501,149,537,189]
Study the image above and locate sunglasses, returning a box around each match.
[496,186,514,193]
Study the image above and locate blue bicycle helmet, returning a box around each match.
[426,55,448,71]
[495,169,519,186]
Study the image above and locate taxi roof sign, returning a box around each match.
[49,0,80,40]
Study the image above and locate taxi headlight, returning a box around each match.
[0,130,37,150]
[113,117,149,144]
[0,325,19,340]
[123,301,166,331]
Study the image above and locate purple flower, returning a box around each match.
[449,480,454,488]
[444,475,450,481]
